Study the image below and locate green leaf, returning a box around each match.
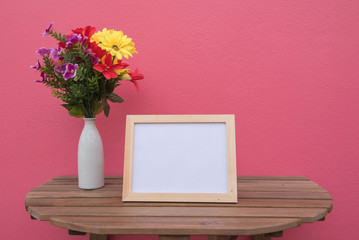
[105,81,115,95]
[108,93,124,103]
[89,77,99,94]
[93,102,103,116]
[68,106,84,118]
[70,84,86,98]
[61,104,72,111]
[102,98,110,117]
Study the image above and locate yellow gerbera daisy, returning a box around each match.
[92,29,138,60]
[90,28,114,44]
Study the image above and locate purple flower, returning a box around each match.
[51,44,61,61]
[55,63,78,80]
[65,34,82,47]
[80,36,88,44]
[51,49,60,61]
[30,59,41,71]
[42,22,54,37]
[82,46,100,65]
[82,46,89,56]
[35,72,45,83]
[90,55,100,65]
[63,63,78,80]
[54,64,66,74]
[36,47,51,56]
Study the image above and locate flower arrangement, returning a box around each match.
[31,22,144,118]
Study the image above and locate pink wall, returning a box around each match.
[1,0,358,239]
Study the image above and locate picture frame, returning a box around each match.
[122,114,237,203]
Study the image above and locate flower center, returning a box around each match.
[112,45,120,51]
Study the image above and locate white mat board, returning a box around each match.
[132,123,228,193]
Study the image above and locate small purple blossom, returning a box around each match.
[82,46,90,55]
[54,64,66,74]
[51,49,60,61]
[55,63,78,80]
[51,44,62,61]
[42,22,54,37]
[30,59,41,71]
[35,72,45,83]
[81,36,88,44]
[90,55,100,65]
[36,47,51,56]
[65,34,82,47]
[63,63,78,80]
[82,46,100,65]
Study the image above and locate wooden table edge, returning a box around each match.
[49,216,302,236]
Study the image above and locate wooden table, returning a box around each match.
[25,176,332,240]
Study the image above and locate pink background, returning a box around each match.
[1,0,358,239]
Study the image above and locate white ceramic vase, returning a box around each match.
[78,118,104,189]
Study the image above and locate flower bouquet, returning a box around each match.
[31,22,144,189]
[31,22,144,118]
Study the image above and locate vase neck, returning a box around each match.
[83,118,97,127]
[84,118,96,121]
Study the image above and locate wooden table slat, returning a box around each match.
[237,191,331,200]
[26,189,332,200]
[53,176,310,181]
[32,184,326,192]
[44,178,315,186]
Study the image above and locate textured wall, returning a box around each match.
[1,0,358,239]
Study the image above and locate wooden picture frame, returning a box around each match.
[122,115,237,203]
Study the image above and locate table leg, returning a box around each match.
[208,236,238,240]
[252,231,283,240]
[159,236,190,240]
[89,234,108,240]
[252,235,271,240]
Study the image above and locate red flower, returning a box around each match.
[128,68,144,91]
[72,26,96,42]
[59,26,96,49]
[88,41,107,59]
[93,54,127,80]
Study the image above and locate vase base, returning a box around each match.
[78,184,104,190]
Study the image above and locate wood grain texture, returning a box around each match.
[25,176,333,237]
